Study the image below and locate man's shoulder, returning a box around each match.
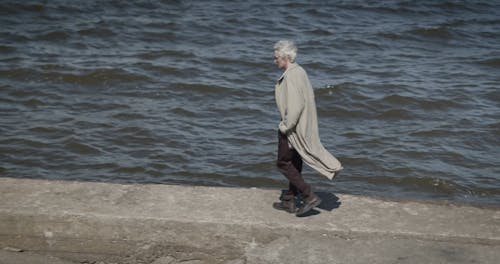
[287,63,307,78]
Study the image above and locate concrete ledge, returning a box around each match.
[0,177,499,263]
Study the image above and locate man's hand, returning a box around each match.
[278,121,288,134]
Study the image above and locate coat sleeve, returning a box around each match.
[279,70,305,134]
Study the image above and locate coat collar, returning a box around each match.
[278,63,299,82]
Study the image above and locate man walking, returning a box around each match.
[272,40,343,216]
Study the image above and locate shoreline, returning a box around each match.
[6,176,500,209]
[1,177,499,263]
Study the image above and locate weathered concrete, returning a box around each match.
[0,177,499,264]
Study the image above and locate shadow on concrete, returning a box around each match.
[316,192,342,212]
[279,190,341,218]
[297,192,341,218]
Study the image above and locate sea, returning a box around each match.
[1,0,499,205]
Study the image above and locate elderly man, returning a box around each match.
[272,40,343,216]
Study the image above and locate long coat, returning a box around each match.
[275,63,343,180]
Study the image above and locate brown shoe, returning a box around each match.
[296,193,321,216]
[273,194,297,213]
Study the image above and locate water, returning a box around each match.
[1,0,499,205]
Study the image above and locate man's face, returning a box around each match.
[274,51,287,69]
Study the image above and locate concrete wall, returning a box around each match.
[1,177,499,263]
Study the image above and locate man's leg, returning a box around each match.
[276,131,311,197]
[288,150,303,196]
[276,131,322,216]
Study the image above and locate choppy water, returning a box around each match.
[1,0,499,205]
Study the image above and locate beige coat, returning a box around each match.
[275,63,343,180]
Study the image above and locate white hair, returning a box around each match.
[274,40,297,63]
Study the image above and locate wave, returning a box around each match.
[1,67,150,85]
[302,62,333,71]
[44,68,150,85]
[410,129,455,137]
[0,68,37,81]
[112,165,148,174]
[172,82,248,98]
[171,107,197,118]
[70,102,130,112]
[36,30,70,41]
[105,126,160,148]
[2,98,58,112]
[380,94,414,105]
[377,31,406,41]
[316,82,371,100]
[133,63,196,79]
[339,38,382,49]
[318,89,460,120]
[306,29,334,36]
[1,89,53,108]
[378,94,459,110]
[29,126,73,137]
[351,164,480,198]
[487,122,500,130]
[478,58,500,68]
[331,1,435,16]
[144,21,179,30]
[378,108,414,119]
[0,3,45,14]
[136,50,195,60]
[409,26,453,39]
[173,82,229,93]
[77,27,116,37]
[1,137,51,149]
[341,131,364,139]
[63,138,101,155]
[21,98,44,107]
[318,106,370,119]
[430,1,488,13]
[380,25,455,42]
[0,45,16,53]
[208,57,264,69]
[304,8,326,16]
[356,175,467,196]
[111,112,147,121]
[418,97,460,110]
[141,31,177,41]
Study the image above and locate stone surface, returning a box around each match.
[0,249,77,264]
[151,256,176,264]
[0,177,499,263]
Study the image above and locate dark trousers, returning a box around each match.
[276,131,311,197]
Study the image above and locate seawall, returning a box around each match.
[0,177,499,264]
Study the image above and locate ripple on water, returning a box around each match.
[409,26,453,39]
[378,108,415,119]
[63,137,101,155]
[0,45,16,53]
[77,27,116,37]
[478,58,500,68]
[111,112,147,121]
[36,30,71,41]
[42,68,150,86]
[29,126,73,139]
